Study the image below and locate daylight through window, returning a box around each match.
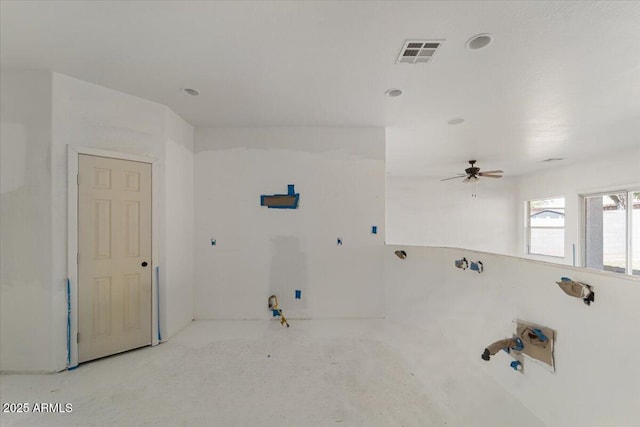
[527,197,565,257]
[584,191,640,276]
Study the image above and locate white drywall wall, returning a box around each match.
[194,127,385,320]
[0,71,194,371]
[164,110,195,337]
[386,175,518,255]
[51,73,169,370]
[51,73,195,362]
[384,245,640,427]
[515,149,640,265]
[386,148,640,266]
[0,70,54,371]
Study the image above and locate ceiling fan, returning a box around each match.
[440,160,503,182]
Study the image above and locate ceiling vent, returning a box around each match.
[396,40,444,64]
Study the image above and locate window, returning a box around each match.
[584,190,640,276]
[527,197,565,257]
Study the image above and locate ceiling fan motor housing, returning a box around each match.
[465,160,479,176]
[465,166,480,176]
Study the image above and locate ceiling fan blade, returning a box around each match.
[479,174,502,178]
[479,170,503,174]
[440,174,466,181]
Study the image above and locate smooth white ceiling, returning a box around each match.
[2,1,639,176]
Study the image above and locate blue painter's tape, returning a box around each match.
[514,337,524,351]
[470,261,483,273]
[66,278,71,367]
[337,238,343,246]
[295,290,301,299]
[288,184,295,195]
[272,310,280,317]
[530,328,548,342]
[372,226,377,234]
[156,266,162,341]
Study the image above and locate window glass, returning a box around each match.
[530,228,564,257]
[602,194,626,273]
[528,197,565,257]
[585,191,639,275]
[633,192,640,276]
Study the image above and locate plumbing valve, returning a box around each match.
[481,337,523,361]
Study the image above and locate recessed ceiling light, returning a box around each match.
[182,88,200,96]
[466,33,493,50]
[385,88,403,97]
[448,117,465,125]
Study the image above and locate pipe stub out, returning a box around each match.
[394,250,407,259]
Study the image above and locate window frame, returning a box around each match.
[526,196,566,258]
[581,189,639,276]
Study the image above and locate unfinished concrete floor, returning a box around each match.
[1,320,545,427]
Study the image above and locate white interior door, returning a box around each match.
[78,154,152,363]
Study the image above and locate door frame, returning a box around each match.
[67,145,160,368]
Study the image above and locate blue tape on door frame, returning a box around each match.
[156,266,162,341]
[295,290,301,299]
[66,278,71,367]
[371,226,377,234]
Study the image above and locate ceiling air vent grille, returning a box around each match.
[396,40,443,64]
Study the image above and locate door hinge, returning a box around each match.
[76,333,80,343]
[77,173,79,185]
[77,252,79,264]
